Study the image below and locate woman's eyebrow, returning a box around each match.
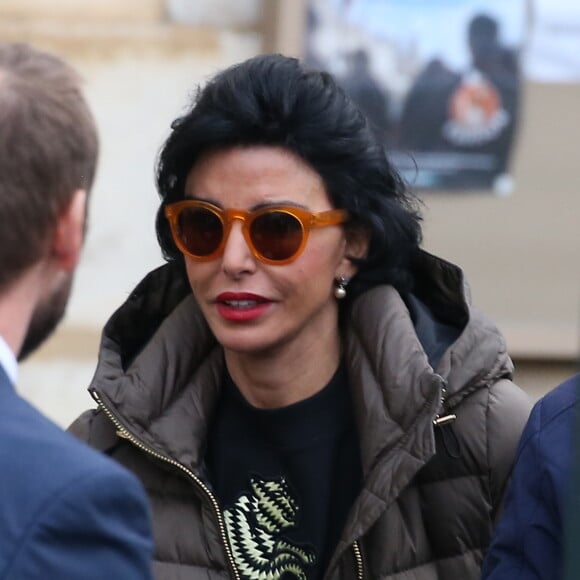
[251,200,308,211]
[185,196,309,212]
[185,195,222,207]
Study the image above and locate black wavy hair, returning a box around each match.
[155,53,422,298]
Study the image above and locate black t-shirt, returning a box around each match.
[205,362,362,580]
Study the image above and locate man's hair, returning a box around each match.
[155,54,422,298]
[0,42,98,290]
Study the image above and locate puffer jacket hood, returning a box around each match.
[88,250,511,454]
[75,249,527,580]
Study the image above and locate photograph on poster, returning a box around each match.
[304,0,527,192]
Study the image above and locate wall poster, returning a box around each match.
[525,0,580,83]
[304,0,527,192]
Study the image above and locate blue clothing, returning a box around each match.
[0,365,153,579]
[482,373,579,579]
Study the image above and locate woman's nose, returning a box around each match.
[221,221,256,277]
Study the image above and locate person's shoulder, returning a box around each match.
[524,373,579,441]
[484,377,532,436]
[0,392,151,578]
[0,390,138,501]
[487,376,532,409]
[501,374,578,478]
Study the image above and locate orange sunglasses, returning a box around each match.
[164,200,349,265]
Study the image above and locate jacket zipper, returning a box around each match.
[432,374,456,427]
[352,540,364,579]
[90,390,240,580]
[347,375,450,579]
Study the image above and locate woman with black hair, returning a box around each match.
[71,54,530,580]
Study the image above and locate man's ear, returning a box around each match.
[51,188,87,272]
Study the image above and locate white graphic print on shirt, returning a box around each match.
[224,476,316,579]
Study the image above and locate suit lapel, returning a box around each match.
[0,363,15,395]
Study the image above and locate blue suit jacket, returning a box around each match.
[482,373,578,580]
[0,366,153,579]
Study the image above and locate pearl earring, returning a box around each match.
[334,277,349,300]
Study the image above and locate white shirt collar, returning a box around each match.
[0,334,18,385]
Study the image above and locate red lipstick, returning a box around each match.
[215,292,272,322]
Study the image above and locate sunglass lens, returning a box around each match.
[251,211,303,261]
[177,207,223,257]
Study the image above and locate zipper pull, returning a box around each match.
[433,413,457,427]
[432,374,456,427]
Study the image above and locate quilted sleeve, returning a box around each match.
[68,408,119,452]
[486,379,532,521]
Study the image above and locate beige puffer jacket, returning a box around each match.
[70,251,531,579]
